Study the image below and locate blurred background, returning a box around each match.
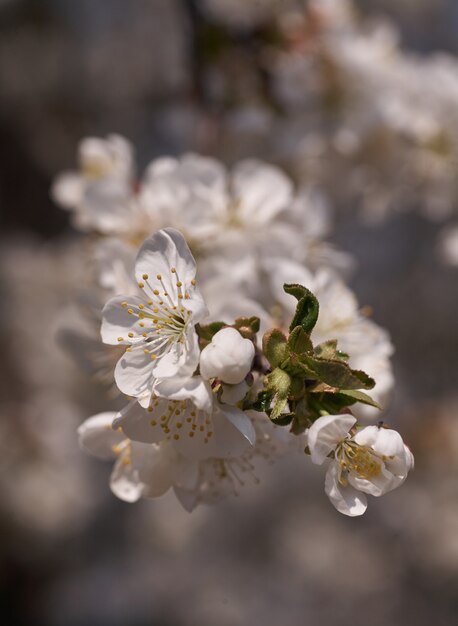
[0,1,457,625]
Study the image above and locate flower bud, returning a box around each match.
[200,327,255,385]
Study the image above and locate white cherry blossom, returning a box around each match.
[307,415,414,516]
[78,412,199,502]
[174,411,303,511]
[112,375,256,461]
[199,327,255,385]
[51,135,135,233]
[101,228,208,400]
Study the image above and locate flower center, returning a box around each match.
[117,267,196,360]
[337,440,382,481]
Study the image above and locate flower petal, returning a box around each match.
[131,442,175,498]
[324,462,368,516]
[110,454,145,502]
[101,294,149,345]
[153,375,213,413]
[307,414,356,465]
[218,405,256,448]
[134,228,198,303]
[114,347,154,398]
[113,402,166,444]
[77,412,123,459]
[232,160,292,225]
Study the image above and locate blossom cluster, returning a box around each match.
[52,136,413,516]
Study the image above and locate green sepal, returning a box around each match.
[283,283,319,334]
[251,389,274,413]
[196,321,226,344]
[267,367,292,420]
[262,328,288,368]
[270,412,295,426]
[234,316,260,334]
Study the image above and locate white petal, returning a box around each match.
[131,442,175,498]
[113,401,166,444]
[307,414,356,465]
[153,375,213,412]
[101,294,149,344]
[220,381,250,405]
[172,455,200,491]
[134,228,198,302]
[354,425,404,458]
[324,463,368,517]
[51,172,83,209]
[110,454,145,502]
[232,160,292,225]
[77,412,123,459]
[199,327,255,385]
[114,347,154,398]
[173,486,198,512]
[219,405,256,447]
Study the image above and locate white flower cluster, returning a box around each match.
[270,0,458,224]
[52,136,412,516]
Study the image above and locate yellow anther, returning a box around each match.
[127,308,134,315]
[173,434,180,440]
[139,322,145,327]
[142,273,149,280]
[138,282,145,289]
[138,304,144,309]
[128,332,134,338]
[176,281,182,287]
[121,301,128,308]
[144,349,150,354]
[150,420,157,426]
[171,267,176,273]
[176,423,183,429]
[156,274,162,280]
[191,279,196,286]
[142,333,147,337]
[150,354,157,360]
[148,301,153,305]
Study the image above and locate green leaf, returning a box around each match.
[262,328,288,367]
[314,340,348,362]
[335,389,381,409]
[287,326,313,355]
[300,354,375,390]
[283,283,319,334]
